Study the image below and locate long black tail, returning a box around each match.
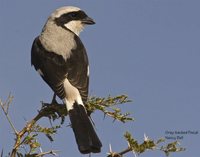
[68,103,102,154]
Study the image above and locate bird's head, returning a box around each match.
[48,6,95,36]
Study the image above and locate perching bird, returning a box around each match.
[31,6,102,154]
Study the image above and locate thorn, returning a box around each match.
[127,141,137,157]
[103,113,106,120]
[1,149,3,157]
[132,150,137,157]
[109,143,112,153]
[50,150,59,156]
[107,144,114,156]
[39,140,43,153]
[144,133,149,141]
[49,118,53,127]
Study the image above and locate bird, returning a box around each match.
[31,6,102,154]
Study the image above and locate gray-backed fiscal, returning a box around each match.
[31,6,102,154]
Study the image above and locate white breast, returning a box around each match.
[39,21,77,61]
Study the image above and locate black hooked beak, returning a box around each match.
[82,16,95,25]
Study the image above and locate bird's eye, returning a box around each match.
[69,12,77,18]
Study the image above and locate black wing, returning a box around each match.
[31,36,89,104]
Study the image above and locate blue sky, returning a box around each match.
[0,0,200,156]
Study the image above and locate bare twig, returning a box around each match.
[0,95,18,135]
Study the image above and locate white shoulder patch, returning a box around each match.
[87,66,90,76]
[37,69,44,76]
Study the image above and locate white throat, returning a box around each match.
[64,21,85,36]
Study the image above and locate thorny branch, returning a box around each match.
[10,101,67,157]
[0,94,67,157]
[86,95,133,123]
[1,94,133,156]
[107,132,186,157]
[1,95,185,157]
